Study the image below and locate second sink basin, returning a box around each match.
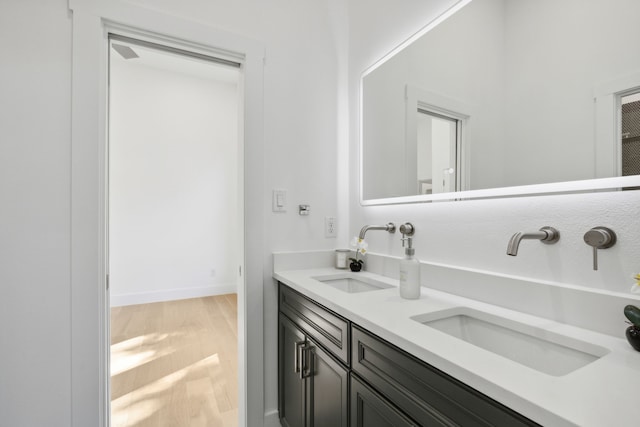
[411,307,609,376]
[312,273,393,293]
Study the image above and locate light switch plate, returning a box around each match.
[272,189,287,212]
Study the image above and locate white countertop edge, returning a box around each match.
[274,267,640,427]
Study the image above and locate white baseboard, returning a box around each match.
[264,409,280,427]
[110,284,237,307]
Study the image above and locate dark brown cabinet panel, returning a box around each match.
[279,313,307,427]
[279,284,350,364]
[308,342,349,427]
[351,325,540,427]
[351,374,417,427]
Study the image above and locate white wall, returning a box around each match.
[0,0,72,425]
[128,0,343,256]
[348,0,640,299]
[109,55,239,306]
[0,0,343,425]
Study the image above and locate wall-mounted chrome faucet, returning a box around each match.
[359,223,396,240]
[506,226,560,256]
[584,226,616,270]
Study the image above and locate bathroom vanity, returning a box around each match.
[274,259,640,427]
[278,282,538,427]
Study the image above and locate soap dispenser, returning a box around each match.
[399,223,420,299]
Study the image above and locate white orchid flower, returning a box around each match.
[350,237,368,256]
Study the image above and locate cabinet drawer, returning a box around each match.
[351,373,418,427]
[352,325,540,427]
[279,283,350,365]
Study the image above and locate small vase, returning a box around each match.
[626,326,640,352]
[349,262,362,272]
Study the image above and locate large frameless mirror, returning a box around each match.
[361,0,640,204]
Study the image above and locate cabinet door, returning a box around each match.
[279,314,307,427]
[307,341,348,427]
[351,374,417,427]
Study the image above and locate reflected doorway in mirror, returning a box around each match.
[622,92,640,178]
[416,109,459,194]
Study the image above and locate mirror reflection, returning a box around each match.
[417,109,459,194]
[361,0,640,203]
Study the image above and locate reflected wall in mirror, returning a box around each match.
[361,0,640,204]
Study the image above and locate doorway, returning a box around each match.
[107,35,242,426]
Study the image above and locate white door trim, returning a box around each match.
[68,1,265,426]
[594,71,640,178]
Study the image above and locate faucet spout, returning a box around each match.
[359,223,396,240]
[506,226,560,256]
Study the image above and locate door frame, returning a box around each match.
[69,1,265,426]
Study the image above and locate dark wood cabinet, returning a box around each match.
[350,374,417,427]
[279,284,350,364]
[351,325,540,427]
[278,282,540,427]
[279,313,307,427]
[307,339,349,427]
[278,284,349,427]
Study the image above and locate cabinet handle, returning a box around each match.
[294,340,305,373]
[359,343,366,361]
[302,345,315,379]
[299,343,314,379]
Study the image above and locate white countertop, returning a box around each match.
[274,267,640,427]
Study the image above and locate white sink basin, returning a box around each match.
[411,307,609,376]
[312,273,393,293]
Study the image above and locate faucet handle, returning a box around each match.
[399,223,415,236]
[399,223,415,247]
[584,227,616,271]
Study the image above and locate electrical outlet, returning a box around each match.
[325,216,337,238]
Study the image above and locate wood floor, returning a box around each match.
[110,294,238,427]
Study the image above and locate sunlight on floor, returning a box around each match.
[111,333,174,376]
[112,354,220,426]
[110,295,238,427]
